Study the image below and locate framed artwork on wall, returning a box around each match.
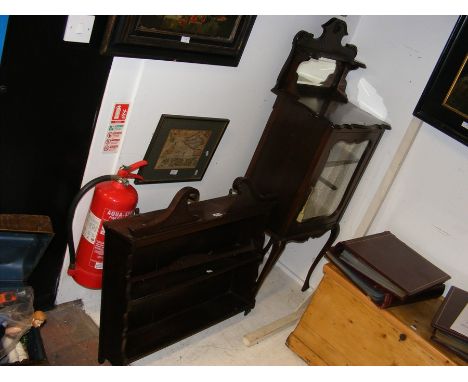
[413,16,467,147]
[100,16,256,67]
[136,114,229,184]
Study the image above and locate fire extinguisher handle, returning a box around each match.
[124,173,144,181]
[127,160,148,171]
[117,160,148,179]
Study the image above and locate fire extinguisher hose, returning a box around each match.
[67,175,118,271]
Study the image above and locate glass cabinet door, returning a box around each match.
[297,140,369,222]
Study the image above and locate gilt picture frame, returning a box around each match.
[413,16,467,147]
[100,16,256,67]
[136,115,229,184]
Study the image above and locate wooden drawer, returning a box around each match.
[286,263,467,366]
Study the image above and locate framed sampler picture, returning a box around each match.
[136,115,229,184]
[414,16,467,146]
[100,16,256,67]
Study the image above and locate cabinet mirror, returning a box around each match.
[296,57,337,87]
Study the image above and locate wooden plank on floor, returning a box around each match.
[243,296,312,347]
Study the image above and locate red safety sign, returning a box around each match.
[111,103,129,124]
[103,103,130,153]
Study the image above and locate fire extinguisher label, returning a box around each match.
[82,210,101,245]
[103,209,133,220]
[88,208,133,270]
[92,240,105,269]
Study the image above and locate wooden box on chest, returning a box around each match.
[286,264,467,366]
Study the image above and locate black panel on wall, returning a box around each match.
[0,16,113,309]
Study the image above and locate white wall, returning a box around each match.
[370,122,468,292]
[277,16,461,289]
[354,16,468,293]
[56,15,346,320]
[347,16,468,293]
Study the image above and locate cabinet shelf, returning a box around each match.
[130,240,256,281]
[129,251,262,301]
[126,259,257,331]
[125,291,249,363]
[318,176,337,190]
[324,159,360,167]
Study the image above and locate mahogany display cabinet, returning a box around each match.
[246,18,390,292]
[98,178,275,365]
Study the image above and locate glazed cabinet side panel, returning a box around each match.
[321,127,385,225]
[286,127,385,238]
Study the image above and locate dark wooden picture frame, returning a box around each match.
[413,16,467,146]
[136,115,229,184]
[100,16,256,67]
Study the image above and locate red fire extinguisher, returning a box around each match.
[67,160,147,289]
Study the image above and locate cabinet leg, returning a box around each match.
[301,224,340,291]
[253,240,286,296]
